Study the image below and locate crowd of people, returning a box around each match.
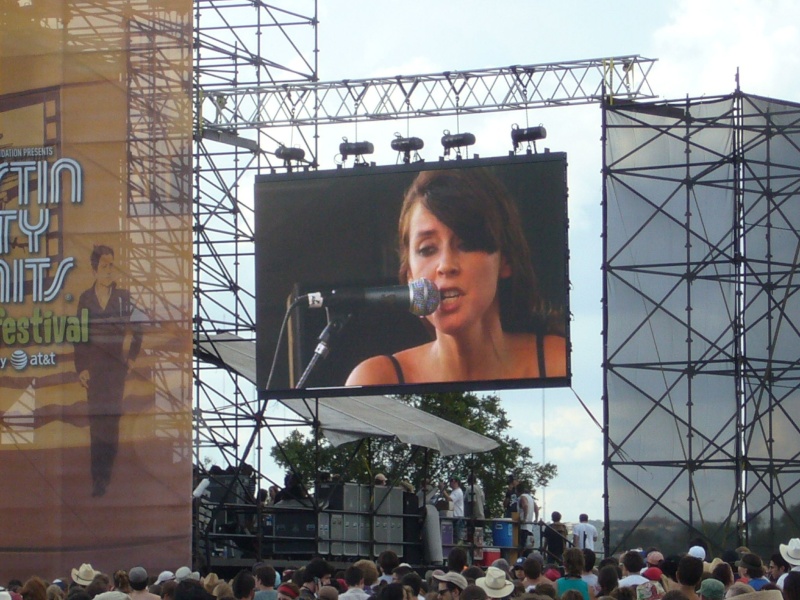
[3,538,799,600]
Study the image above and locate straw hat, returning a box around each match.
[475,567,514,599]
[780,538,800,566]
[71,564,101,586]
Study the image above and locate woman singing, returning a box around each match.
[346,167,566,386]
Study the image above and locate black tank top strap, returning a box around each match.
[537,334,547,378]
[385,354,405,384]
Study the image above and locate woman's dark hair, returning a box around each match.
[397,168,562,335]
[90,244,114,271]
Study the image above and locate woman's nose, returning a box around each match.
[437,245,460,275]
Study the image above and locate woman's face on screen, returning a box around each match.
[407,203,509,335]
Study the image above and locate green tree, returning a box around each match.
[269,391,556,517]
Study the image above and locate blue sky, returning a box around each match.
[256,1,800,527]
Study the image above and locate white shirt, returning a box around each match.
[572,521,597,550]
[519,493,536,532]
[618,574,648,588]
[450,486,464,517]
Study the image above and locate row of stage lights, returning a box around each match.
[273,124,547,170]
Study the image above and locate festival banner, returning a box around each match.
[0,0,193,579]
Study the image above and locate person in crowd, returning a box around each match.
[475,568,514,600]
[597,566,619,598]
[724,583,754,598]
[465,473,485,544]
[572,515,598,551]
[338,567,368,600]
[128,568,159,600]
[276,584,299,600]
[778,539,800,589]
[541,512,569,564]
[459,586,486,600]
[557,549,592,600]
[400,574,423,600]
[582,550,599,595]
[736,554,769,590]
[783,572,800,600]
[21,579,47,600]
[698,580,724,600]
[162,581,178,600]
[710,562,734,591]
[769,554,792,585]
[662,592,690,600]
[378,551,401,585]
[504,475,521,518]
[617,552,647,588]
[674,556,703,600]
[439,478,465,541]
[352,562,379,596]
[232,572,256,600]
[646,552,665,571]
[317,588,337,600]
[346,167,567,386]
[520,558,550,592]
[518,487,539,554]
[254,566,277,600]
[433,573,468,600]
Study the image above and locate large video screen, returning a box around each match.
[255,153,570,397]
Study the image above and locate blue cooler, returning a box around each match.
[493,519,514,548]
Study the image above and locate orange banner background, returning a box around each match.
[0,0,193,580]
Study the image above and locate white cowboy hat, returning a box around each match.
[476,567,515,599]
[71,563,101,586]
[780,538,800,566]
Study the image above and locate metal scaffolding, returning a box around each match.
[190,0,659,567]
[602,92,800,557]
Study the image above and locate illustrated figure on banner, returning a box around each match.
[74,244,142,497]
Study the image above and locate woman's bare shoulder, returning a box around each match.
[507,332,567,378]
[345,354,401,386]
[543,333,567,377]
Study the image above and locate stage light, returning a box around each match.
[339,140,374,158]
[511,124,547,152]
[275,146,306,162]
[391,135,424,164]
[441,131,476,151]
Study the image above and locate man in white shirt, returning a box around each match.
[338,566,370,600]
[617,551,649,588]
[441,477,465,541]
[572,513,598,551]
[518,488,539,552]
[777,537,800,589]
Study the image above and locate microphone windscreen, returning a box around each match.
[409,278,440,316]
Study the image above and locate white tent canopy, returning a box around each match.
[280,395,498,456]
[196,333,499,456]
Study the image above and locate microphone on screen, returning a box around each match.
[301,277,440,316]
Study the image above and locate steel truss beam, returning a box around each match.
[200,55,657,131]
[603,92,800,557]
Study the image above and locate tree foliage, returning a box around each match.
[269,392,557,517]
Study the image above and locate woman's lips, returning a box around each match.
[438,287,464,310]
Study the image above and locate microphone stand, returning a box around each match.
[295,310,352,388]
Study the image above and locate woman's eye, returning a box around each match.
[417,244,437,257]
